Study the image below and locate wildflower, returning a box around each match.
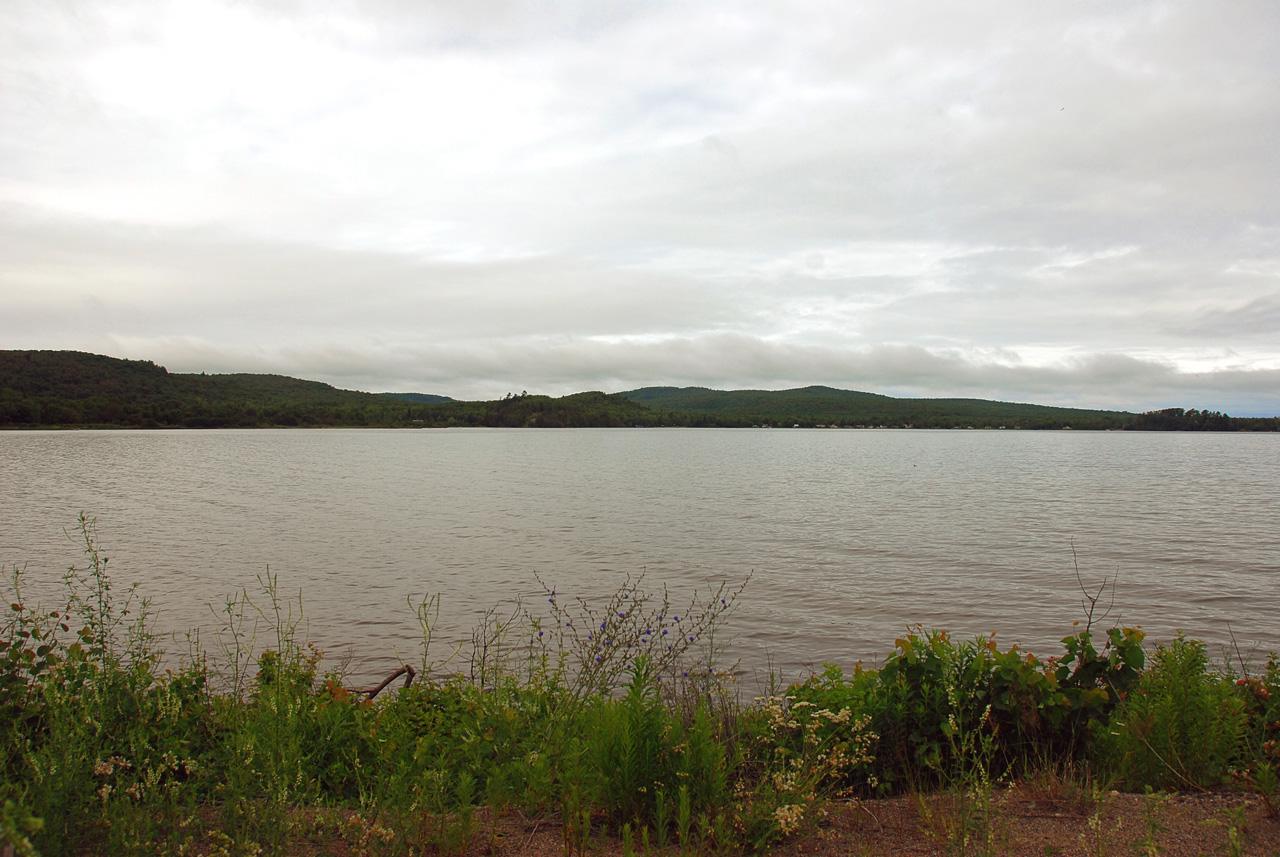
[774,804,805,835]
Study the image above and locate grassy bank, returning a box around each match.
[2,519,1277,856]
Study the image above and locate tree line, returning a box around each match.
[2,351,1276,430]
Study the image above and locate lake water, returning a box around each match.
[1,428,1277,684]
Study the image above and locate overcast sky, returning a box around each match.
[2,1,1278,413]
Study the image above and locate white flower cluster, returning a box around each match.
[773,803,806,835]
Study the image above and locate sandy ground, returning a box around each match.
[270,783,1278,856]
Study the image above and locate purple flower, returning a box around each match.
[662,629,668,636]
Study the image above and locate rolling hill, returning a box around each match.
[618,385,1135,429]
[3,351,1274,430]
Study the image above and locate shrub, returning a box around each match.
[1096,635,1247,790]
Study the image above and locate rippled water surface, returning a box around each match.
[2,428,1277,682]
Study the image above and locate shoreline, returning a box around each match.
[4,529,1277,856]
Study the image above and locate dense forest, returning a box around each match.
[406,390,675,427]
[2,350,1277,430]
[0,350,423,428]
[619,385,1138,430]
[1124,406,1280,431]
[619,385,1279,430]
[0,351,661,429]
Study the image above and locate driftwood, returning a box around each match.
[346,664,416,701]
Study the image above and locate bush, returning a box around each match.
[1095,635,1247,790]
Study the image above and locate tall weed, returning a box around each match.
[1096,635,1246,790]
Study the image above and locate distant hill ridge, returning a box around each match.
[618,385,1134,429]
[617,385,1277,430]
[2,350,1276,430]
[0,350,455,428]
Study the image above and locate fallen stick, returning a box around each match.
[347,664,416,701]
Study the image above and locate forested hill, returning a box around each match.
[0,350,655,428]
[3,351,1276,430]
[619,385,1133,429]
[0,350,432,427]
[620,385,1280,431]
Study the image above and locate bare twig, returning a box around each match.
[348,664,416,701]
[1072,540,1118,633]
[1225,621,1249,678]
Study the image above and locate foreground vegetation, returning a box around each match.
[2,520,1279,856]
[6,350,1279,431]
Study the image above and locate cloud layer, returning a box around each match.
[2,1,1278,412]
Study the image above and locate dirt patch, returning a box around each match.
[267,786,1278,856]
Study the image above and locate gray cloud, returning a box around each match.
[85,334,1280,416]
[1,0,1278,414]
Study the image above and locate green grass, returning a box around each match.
[3,517,1278,856]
